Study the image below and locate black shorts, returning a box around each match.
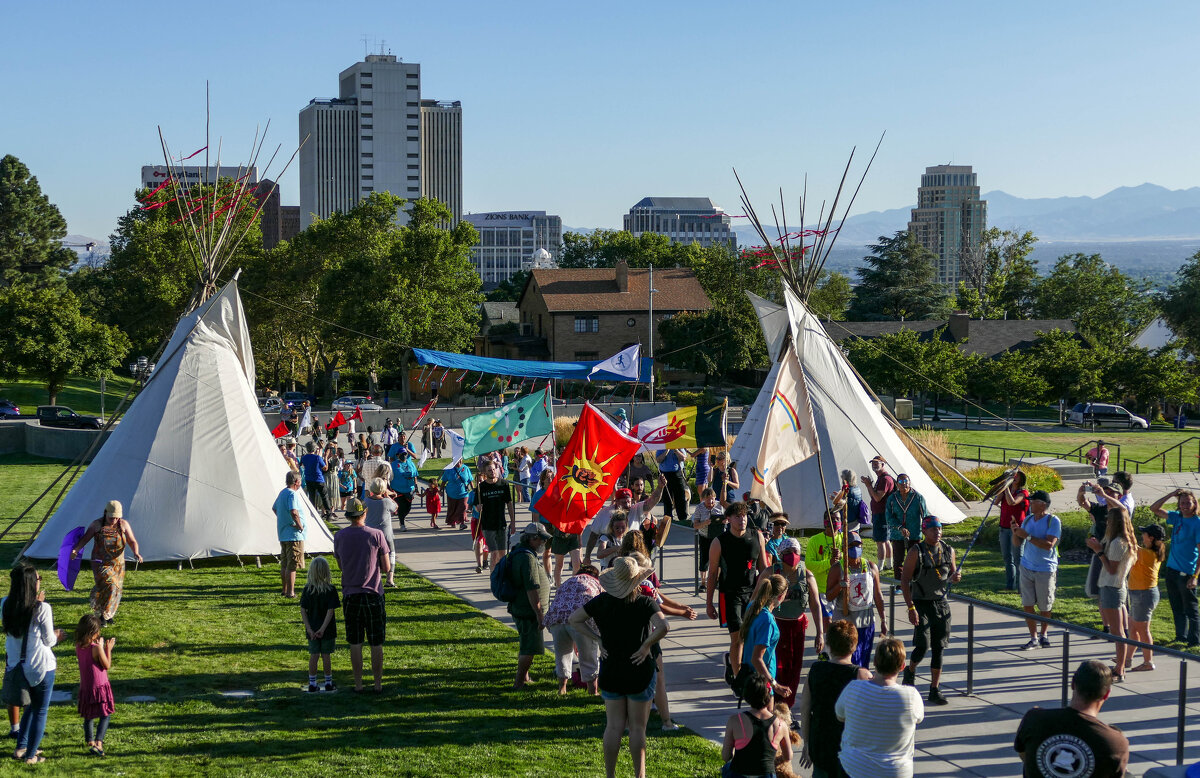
[344,592,386,646]
[719,589,753,633]
[913,599,951,652]
[551,532,580,555]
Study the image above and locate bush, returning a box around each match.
[554,415,577,449]
[900,428,1064,501]
[674,390,706,406]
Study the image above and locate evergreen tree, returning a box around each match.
[1159,249,1200,354]
[0,154,77,287]
[847,231,951,321]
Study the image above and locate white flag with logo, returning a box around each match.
[588,344,640,382]
[299,406,312,434]
[750,341,819,509]
[444,428,465,464]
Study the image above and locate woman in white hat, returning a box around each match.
[569,556,670,778]
[69,500,143,625]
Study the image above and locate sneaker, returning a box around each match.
[458,523,467,531]
[7,728,17,740]
[1021,638,1038,651]
[482,558,489,570]
[324,681,337,692]
[928,687,949,705]
[475,565,483,574]
[723,653,735,685]
[1039,635,1052,649]
[902,667,915,686]
[307,683,319,693]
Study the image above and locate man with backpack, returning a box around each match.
[498,523,552,690]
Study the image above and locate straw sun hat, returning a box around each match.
[599,556,654,599]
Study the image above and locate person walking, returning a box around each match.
[1086,440,1111,476]
[1085,505,1136,682]
[443,459,474,531]
[885,474,928,563]
[706,502,769,680]
[861,456,896,574]
[569,556,670,778]
[834,468,868,532]
[299,442,332,520]
[1014,490,1061,649]
[333,498,390,694]
[772,536,825,707]
[1149,488,1200,647]
[389,449,419,533]
[999,471,1030,591]
[476,461,517,569]
[515,446,533,503]
[1128,523,1166,671]
[363,478,398,588]
[797,620,872,778]
[835,637,925,778]
[805,511,843,620]
[1014,660,1129,778]
[3,565,65,765]
[691,488,726,582]
[721,673,792,778]
[67,500,144,623]
[545,564,603,695]
[655,449,691,526]
[733,574,790,703]
[507,523,552,690]
[899,516,959,705]
[431,419,446,457]
[827,531,888,669]
[693,447,711,495]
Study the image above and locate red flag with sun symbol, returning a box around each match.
[534,402,641,535]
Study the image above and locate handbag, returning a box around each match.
[1,606,35,707]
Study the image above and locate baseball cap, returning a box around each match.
[344,497,366,517]
[1029,490,1052,505]
[771,516,790,526]
[1139,523,1166,542]
[615,488,633,500]
[522,522,552,539]
[847,530,863,546]
[921,515,942,531]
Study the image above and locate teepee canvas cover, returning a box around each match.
[729,289,965,530]
[26,280,335,561]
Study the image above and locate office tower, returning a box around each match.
[907,165,988,288]
[299,54,461,229]
[623,197,736,249]
[462,211,562,287]
[420,100,462,223]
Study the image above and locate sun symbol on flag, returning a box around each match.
[558,430,620,511]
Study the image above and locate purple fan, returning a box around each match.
[57,526,87,591]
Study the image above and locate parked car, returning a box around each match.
[280,391,308,408]
[258,397,283,413]
[1068,402,1150,430]
[37,405,103,429]
[331,395,382,412]
[0,399,19,418]
[336,390,372,401]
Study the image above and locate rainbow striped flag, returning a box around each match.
[750,341,819,508]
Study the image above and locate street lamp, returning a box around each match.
[648,265,658,403]
[128,356,155,383]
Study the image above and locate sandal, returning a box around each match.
[25,755,45,764]
[89,745,105,756]
[1130,662,1156,672]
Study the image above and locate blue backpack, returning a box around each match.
[490,546,535,602]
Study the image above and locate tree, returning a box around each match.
[973,351,1045,427]
[1032,253,1156,349]
[956,228,1039,319]
[1159,249,1200,354]
[1105,346,1199,419]
[1025,329,1104,406]
[0,155,77,287]
[807,271,852,321]
[485,270,529,302]
[842,327,975,421]
[0,284,129,404]
[559,229,698,269]
[847,231,951,321]
[657,307,768,375]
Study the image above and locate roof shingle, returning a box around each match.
[524,266,712,313]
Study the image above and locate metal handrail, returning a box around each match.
[881,580,1197,766]
[951,440,1122,472]
[1122,436,1200,475]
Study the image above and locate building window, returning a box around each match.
[407,124,419,131]
[574,316,599,333]
[407,153,418,159]
[407,101,419,107]
[361,153,373,158]
[363,176,373,181]
[361,124,372,129]
[361,72,372,78]
[407,84,418,90]
[361,101,372,106]
[362,186,373,192]
[361,113,372,118]
[574,351,600,361]
[406,73,418,79]
[407,164,419,170]
[362,135,372,141]
[407,175,419,181]
[362,164,373,169]
[360,83,371,89]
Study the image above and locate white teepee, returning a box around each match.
[25,280,335,561]
[729,289,966,530]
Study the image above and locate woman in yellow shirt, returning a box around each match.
[1128,523,1167,672]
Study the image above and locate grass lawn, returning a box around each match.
[848,508,1198,654]
[942,428,1200,473]
[0,375,137,418]
[0,456,718,776]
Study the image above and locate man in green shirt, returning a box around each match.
[805,510,843,627]
[509,522,552,690]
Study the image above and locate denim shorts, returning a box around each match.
[600,671,656,702]
[1129,587,1160,622]
[1098,585,1126,611]
[871,514,888,543]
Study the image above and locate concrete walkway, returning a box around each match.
[374,497,1200,777]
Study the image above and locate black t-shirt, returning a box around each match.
[718,531,760,593]
[1014,707,1129,778]
[475,479,512,531]
[583,592,661,695]
[806,661,862,771]
[300,587,341,640]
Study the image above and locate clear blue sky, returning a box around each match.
[3,0,1197,240]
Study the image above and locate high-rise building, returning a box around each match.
[461,211,562,288]
[907,165,987,288]
[420,100,462,223]
[623,197,736,249]
[298,54,461,230]
[279,206,300,244]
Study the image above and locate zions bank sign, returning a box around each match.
[140,166,258,190]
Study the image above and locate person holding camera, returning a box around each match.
[1015,490,1060,650]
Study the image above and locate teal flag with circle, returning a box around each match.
[461,389,553,458]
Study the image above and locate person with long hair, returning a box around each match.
[772,537,825,707]
[300,556,340,692]
[736,574,791,700]
[73,614,116,756]
[1086,505,1137,682]
[3,564,66,764]
[1149,488,1200,648]
[798,619,872,778]
[1128,523,1167,671]
[69,500,143,624]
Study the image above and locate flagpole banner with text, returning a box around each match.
[533,402,641,535]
